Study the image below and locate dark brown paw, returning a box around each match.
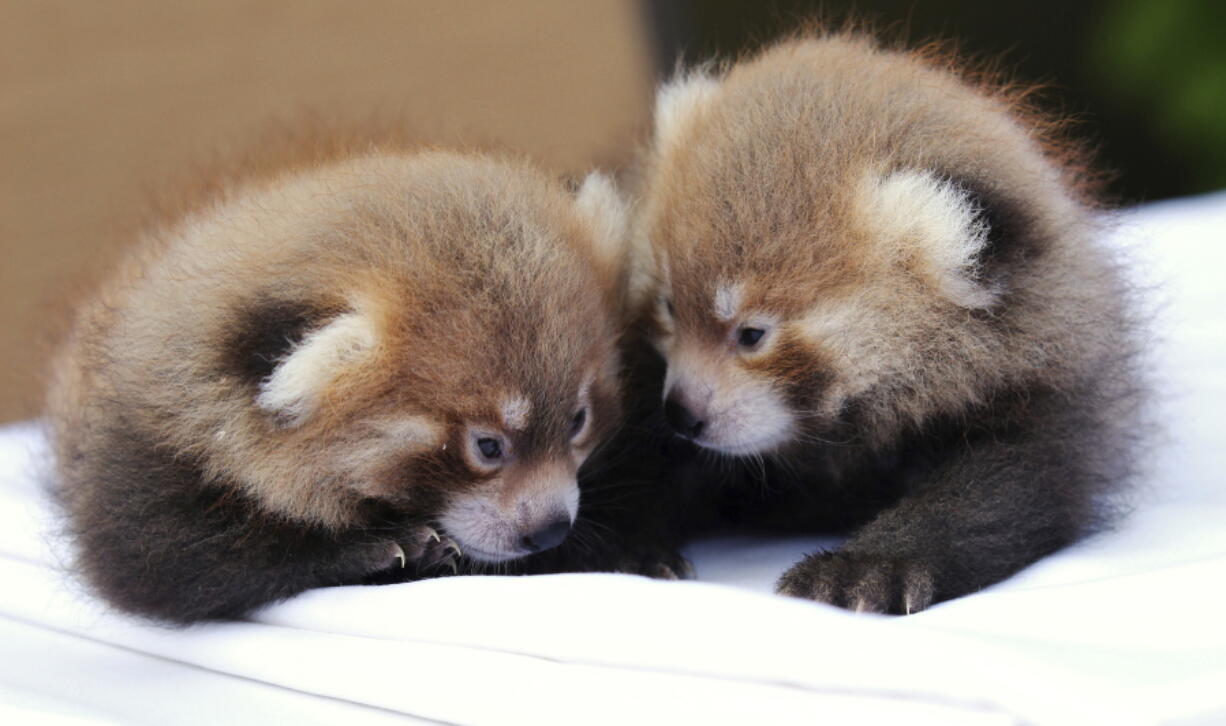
[360,525,462,579]
[776,552,935,615]
[400,525,462,575]
[616,547,694,581]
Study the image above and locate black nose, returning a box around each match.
[521,519,571,553]
[664,397,705,439]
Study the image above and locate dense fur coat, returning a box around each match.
[46,147,633,623]
[614,34,1144,613]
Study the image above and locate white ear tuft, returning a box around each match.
[575,171,631,270]
[256,312,377,426]
[625,242,668,319]
[860,169,998,309]
[654,72,720,152]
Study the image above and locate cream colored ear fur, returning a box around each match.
[255,312,377,426]
[575,171,631,271]
[654,71,720,152]
[859,169,999,309]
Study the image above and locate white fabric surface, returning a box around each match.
[3,192,1226,725]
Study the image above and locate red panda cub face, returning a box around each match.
[378,259,623,563]
[205,154,629,562]
[438,383,601,562]
[650,168,999,456]
[640,38,1084,455]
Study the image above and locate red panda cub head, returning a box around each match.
[636,36,1103,454]
[73,152,630,564]
[239,155,633,562]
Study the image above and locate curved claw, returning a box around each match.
[416,536,463,574]
[392,543,406,569]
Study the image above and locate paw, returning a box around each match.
[776,552,935,615]
[616,546,694,581]
[398,525,463,576]
[360,525,462,578]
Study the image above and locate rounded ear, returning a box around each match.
[858,169,1006,309]
[255,311,377,426]
[574,171,631,273]
[653,71,721,152]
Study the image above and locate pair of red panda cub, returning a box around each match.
[48,35,1141,623]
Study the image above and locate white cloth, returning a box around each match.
[2,193,1225,725]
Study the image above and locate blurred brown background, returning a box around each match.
[0,0,655,423]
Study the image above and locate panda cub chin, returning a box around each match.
[46,142,631,624]
[625,34,1144,613]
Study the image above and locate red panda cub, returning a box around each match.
[632,35,1143,613]
[46,147,630,623]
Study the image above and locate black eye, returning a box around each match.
[737,327,765,348]
[665,298,675,317]
[477,437,502,460]
[570,408,587,438]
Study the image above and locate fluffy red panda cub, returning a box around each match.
[630,35,1143,613]
[46,147,631,624]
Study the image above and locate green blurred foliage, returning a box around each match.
[1090,0,1226,191]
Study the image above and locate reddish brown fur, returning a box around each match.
[616,32,1145,613]
[45,136,629,622]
